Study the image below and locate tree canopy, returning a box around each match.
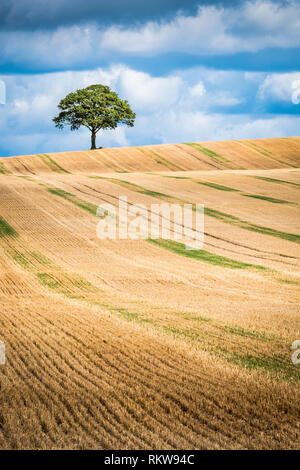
[53,84,136,149]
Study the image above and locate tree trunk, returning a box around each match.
[91,130,96,150]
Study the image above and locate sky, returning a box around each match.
[0,0,299,156]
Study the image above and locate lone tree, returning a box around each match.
[53,84,135,150]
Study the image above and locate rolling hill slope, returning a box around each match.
[0,137,299,449]
[1,137,300,175]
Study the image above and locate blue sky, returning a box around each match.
[0,0,299,156]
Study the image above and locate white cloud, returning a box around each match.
[189,82,206,98]
[143,110,300,144]
[0,65,186,130]
[211,92,242,107]
[118,69,183,111]
[101,0,300,55]
[0,64,299,156]
[101,6,227,54]
[258,72,300,103]
[0,1,299,70]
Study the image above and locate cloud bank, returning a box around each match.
[0,0,299,156]
[0,1,299,72]
[1,65,299,156]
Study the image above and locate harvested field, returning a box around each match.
[0,137,299,449]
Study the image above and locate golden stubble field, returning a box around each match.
[0,137,299,449]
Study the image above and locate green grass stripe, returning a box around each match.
[89,176,174,201]
[113,178,171,198]
[95,177,300,244]
[36,271,98,295]
[218,348,299,382]
[139,189,172,198]
[36,272,63,291]
[38,154,70,174]
[184,142,231,165]
[157,174,189,180]
[150,174,294,204]
[242,223,300,243]
[243,194,292,204]
[47,188,97,215]
[218,324,279,342]
[114,179,171,199]
[2,206,294,381]
[204,207,300,243]
[251,175,300,188]
[12,250,51,270]
[221,348,299,381]
[162,324,297,381]
[0,216,18,238]
[108,307,152,324]
[197,181,240,192]
[240,141,297,167]
[0,161,12,175]
[99,303,293,380]
[244,141,274,157]
[137,147,184,171]
[148,238,267,270]
[9,241,99,296]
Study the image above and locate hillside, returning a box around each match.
[0,137,299,449]
[1,137,300,175]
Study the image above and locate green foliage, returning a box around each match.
[53,84,135,148]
